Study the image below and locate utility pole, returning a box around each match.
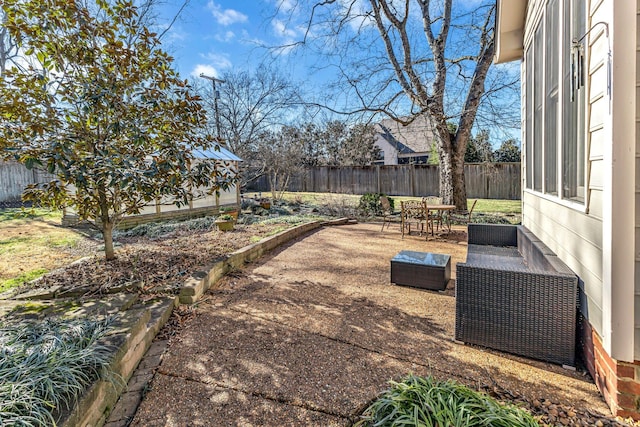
[199,73,225,139]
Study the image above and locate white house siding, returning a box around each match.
[521,0,640,362]
[635,0,640,358]
[373,136,399,165]
[587,0,607,224]
[522,193,604,337]
[522,0,608,340]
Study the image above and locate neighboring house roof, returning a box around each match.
[375,115,434,156]
[494,0,527,63]
[194,145,242,162]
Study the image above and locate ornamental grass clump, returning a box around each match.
[0,317,115,426]
[356,374,538,427]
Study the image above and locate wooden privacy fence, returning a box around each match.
[250,163,521,200]
[0,161,56,206]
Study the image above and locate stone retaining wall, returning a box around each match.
[59,297,177,427]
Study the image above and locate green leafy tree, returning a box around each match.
[0,9,19,76]
[341,123,380,166]
[494,138,521,162]
[0,0,228,260]
[255,126,306,200]
[465,129,494,163]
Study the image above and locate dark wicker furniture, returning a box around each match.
[391,250,451,291]
[455,224,579,366]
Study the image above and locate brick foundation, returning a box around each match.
[579,315,640,419]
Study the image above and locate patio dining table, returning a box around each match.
[426,204,456,233]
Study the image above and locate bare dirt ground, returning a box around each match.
[132,222,631,427]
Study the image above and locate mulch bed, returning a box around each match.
[11,222,290,298]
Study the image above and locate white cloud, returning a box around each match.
[202,52,233,70]
[276,0,296,13]
[207,1,248,26]
[271,19,298,38]
[215,30,236,42]
[191,64,221,79]
[161,25,188,43]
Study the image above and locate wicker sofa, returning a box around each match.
[455,224,579,366]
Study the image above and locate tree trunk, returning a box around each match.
[98,190,116,261]
[450,145,467,211]
[268,173,276,200]
[438,145,453,206]
[102,221,115,260]
[433,125,468,211]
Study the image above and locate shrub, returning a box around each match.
[358,193,393,217]
[114,216,218,239]
[356,374,538,427]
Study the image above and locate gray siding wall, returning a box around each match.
[635,0,640,358]
[521,0,605,338]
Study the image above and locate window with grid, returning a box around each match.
[524,0,586,204]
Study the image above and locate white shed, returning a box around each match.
[62,145,242,229]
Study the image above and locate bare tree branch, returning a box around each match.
[274,0,514,209]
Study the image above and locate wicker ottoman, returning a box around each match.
[391,250,451,291]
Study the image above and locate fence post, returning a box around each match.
[411,164,416,197]
[376,165,381,193]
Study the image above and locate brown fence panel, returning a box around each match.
[0,161,33,202]
[246,163,521,200]
[413,165,440,196]
[310,167,327,192]
[351,167,378,194]
[489,163,521,200]
[0,161,57,205]
[377,166,402,195]
[464,164,485,198]
[464,163,521,200]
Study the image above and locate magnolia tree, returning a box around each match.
[0,0,231,260]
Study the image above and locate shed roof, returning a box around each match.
[194,145,242,162]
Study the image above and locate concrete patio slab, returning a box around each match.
[132,222,615,426]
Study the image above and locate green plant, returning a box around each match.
[0,208,61,223]
[358,193,393,217]
[0,317,117,426]
[1,0,233,261]
[0,268,48,293]
[217,214,234,221]
[355,374,538,427]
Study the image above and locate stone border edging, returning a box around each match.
[60,296,177,427]
[178,218,353,304]
[57,218,353,426]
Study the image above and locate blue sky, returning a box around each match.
[156,1,296,80]
[153,0,521,142]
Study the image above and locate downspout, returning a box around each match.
[601,0,635,361]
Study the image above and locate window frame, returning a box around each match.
[522,0,587,210]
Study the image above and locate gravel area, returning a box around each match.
[132,222,633,426]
